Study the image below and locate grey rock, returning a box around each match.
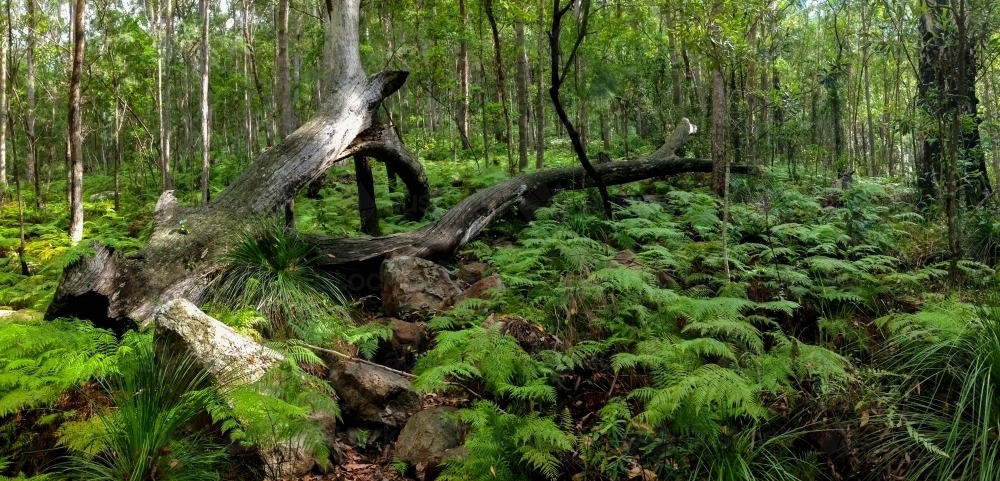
[393,407,463,467]
[381,256,461,318]
[327,359,421,427]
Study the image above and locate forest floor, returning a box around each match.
[3,150,998,480]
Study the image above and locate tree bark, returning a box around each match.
[456,0,472,150]
[276,0,292,138]
[354,155,380,236]
[26,0,38,198]
[68,0,86,244]
[0,5,7,190]
[711,67,726,197]
[484,0,513,168]
[535,0,545,169]
[165,0,174,186]
[515,17,530,172]
[200,0,211,204]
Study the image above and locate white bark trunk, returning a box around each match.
[200,0,211,204]
[0,9,7,189]
[68,0,86,244]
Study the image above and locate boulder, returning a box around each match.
[153,299,282,383]
[457,261,490,284]
[452,274,505,305]
[327,359,421,427]
[389,318,427,351]
[381,256,462,318]
[393,407,463,468]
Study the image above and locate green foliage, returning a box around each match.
[869,297,1000,480]
[438,402,576,481]
[0,318,119,417]
[208,219,349,341]
[208,341,338,478]
[413,325,556,405]
[59,332,228,481]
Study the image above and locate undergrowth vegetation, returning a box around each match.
[3,153,1000,480]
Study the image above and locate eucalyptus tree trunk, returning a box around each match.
[535,0,545,168]
[26,0,37,194]
[484,0,513,168]
[164,0,173,187]
[68,0,86,244]
[457,0,472,150]
[199,0,211,204]
[276,0,292,138]
[515,17,530,172]
[711,67,727,197]
[0,8,7,190]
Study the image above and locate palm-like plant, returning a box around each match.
[209,219,348,340]
[873,300,1000,480]
[62,333,227,481]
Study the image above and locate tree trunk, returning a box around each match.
[165,0,174,185]
[276,0,292,138]
[200,0,211,204]
[68,0,86,244]
[484,0,513,168]
[916,0,989,210]
[535,0,545,169]
[0,6,7,190]
[456,0,471,150]
[26,0,37,196]
[354,155,380,236]
[711,67,726,197]
[515,18,530,172]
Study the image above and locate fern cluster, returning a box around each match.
[0,318,120,417]
[416,181,872,480]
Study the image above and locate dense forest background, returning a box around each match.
[1,0,997,205]
[4,0,1000,480]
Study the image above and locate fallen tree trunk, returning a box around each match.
[310,119,752,288]
[46,0,421,331]
[44,0,752,333]
[46,114,749,333]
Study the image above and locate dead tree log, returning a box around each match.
[310,119,749,282]
[45,0,751,333]
[46,0,421,331]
